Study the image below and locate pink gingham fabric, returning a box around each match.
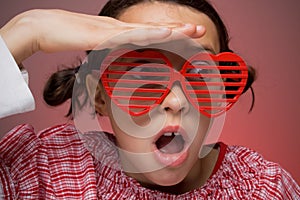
[0,124,299,199]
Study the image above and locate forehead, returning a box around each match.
[117,1,220,53]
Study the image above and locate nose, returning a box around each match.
[159,83,190,115]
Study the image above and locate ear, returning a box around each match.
[86,74,109,116]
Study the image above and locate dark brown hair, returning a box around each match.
[43,0,257,117]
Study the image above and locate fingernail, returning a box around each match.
[196,25,204,31]
[184,23,193,28]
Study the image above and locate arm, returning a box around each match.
[0,9,205,118]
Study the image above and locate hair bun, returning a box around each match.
[43,67,78,107]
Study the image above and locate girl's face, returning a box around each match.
[100,1,220,187]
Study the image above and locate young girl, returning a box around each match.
[0,0,299,199]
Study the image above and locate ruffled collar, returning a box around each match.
[78,129,260,199]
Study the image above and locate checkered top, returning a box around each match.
[0,124,299,199]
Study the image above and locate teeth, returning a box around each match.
[163,132,173,136]
[163,132,181,136]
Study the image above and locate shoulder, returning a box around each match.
[225,145,293,180]
[1,124,78,153]
[213,144,300,199]
[0,123,81,169]
[1,123,77,140]
[0,124,98,198]
[224,145,270,171]
[1,124,39,164]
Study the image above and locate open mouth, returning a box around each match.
[155,132,185,154]
[153,127,189,167]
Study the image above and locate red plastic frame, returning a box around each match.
[101,49,248,117]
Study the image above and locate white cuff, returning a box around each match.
[0,36,35,118]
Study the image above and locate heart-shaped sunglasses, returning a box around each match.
[100,49,248,117]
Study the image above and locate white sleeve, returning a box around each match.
[0,36,35,119]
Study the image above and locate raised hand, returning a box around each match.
[0,9,205,65]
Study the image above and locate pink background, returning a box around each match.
[0,0,299,183]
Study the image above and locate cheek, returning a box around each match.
[107,108,151,153]
[113,124,151,153]
[188,114,211,149]
[199,115,212,133]
[193,116,211,145]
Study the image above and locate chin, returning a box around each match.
[145,166,188,187]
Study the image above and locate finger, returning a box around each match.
[125,22,184,29]
[127,22,205,38]
[125,22,205,39]
[93,25,205,50]
[172,24,206,38]
[145,25,206,45]
[95,27,173,49]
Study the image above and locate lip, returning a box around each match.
[152,126,190,167]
